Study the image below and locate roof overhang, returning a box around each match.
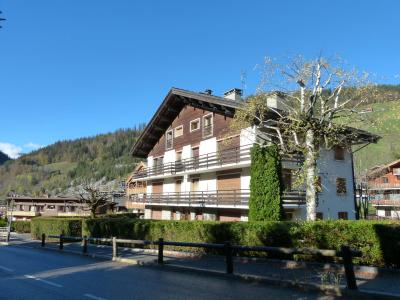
[131,88,240,158]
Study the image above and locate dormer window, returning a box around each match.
[165,130,173,150]
[174,125,183,138]
[202,113,213,138]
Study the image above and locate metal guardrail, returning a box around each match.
[131,189,306,207]
[130,145,304,180]
[43,234,360,290]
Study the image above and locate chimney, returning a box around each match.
[266,92,287,111]
[223,88,242,101]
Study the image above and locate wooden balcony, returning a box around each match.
[131,145,303,180]
[130,189,306,208]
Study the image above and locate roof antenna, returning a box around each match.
[240,70,247,97]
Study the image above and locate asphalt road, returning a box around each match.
[0,244,343,300]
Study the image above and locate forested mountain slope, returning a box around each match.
[0,126,144,198]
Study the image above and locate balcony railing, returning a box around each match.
[130,189,306,207]
[368,182,400,190]
[370,194,400,201]
[132,145,304,180]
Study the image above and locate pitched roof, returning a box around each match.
[131,88,381,158]
[131,88,241,158]
[367,159,400,179]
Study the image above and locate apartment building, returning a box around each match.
[368,159,400,219]
[129,87,378,221]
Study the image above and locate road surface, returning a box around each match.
[0,244,343,299]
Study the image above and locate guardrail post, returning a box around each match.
[59,234,64,250]
[82,236,88,254]
[158,238,164,264]
[41,233,45,247]
[112,237,118,259]
[224,241,233,274]
[341,245,357,290]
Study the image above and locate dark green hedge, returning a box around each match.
[82,218,400,268]
[13,221,31,233]
[31,218,82,239]
[0,219,6,227]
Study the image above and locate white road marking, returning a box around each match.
[0,265,14,272]
[24,274,63,288]
[84,293,107,300]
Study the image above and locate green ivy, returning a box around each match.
[249,144,284,221]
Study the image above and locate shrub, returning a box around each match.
[31,218,82,239]
[0,218,7,227]
[249,144,284,221]
[32,216,400,268]
[13,221,31,233]
[82,218,400,268]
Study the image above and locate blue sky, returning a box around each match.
[0,0,399,158]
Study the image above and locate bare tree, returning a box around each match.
[78,185,112,218]
[232,55,378,221]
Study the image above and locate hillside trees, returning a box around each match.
[0,126,145,197]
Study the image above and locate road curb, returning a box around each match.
[151,263,400,300]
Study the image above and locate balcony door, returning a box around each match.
[217,173,241,204]
[152,181,163,194]
[153,157,164,175]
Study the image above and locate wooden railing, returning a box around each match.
[130,189,306,207]
[131,145,304,180]
[44,234,361,290]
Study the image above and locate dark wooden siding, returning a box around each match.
[149,105,236,157]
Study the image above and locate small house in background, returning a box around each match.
[6,196,114,221]
[127,87,378,221]
[368,159,400,219]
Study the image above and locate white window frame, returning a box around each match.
[190,118,201,132]
[165,129,173,150]
[174,125,184,138]
[202,113,214,138]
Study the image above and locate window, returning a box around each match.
[174,125,183,138]
[338,212,348,220]
[382,177,389,183]
[202,113,213,137]
[334,146,345,161]
[336,178,347,194]
[316,212,323,220]
[165,130,173,150]
[190,118,200,132]
[385,209,391,217]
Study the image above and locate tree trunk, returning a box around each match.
[91,208,96,219]
[305,129,317,221]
